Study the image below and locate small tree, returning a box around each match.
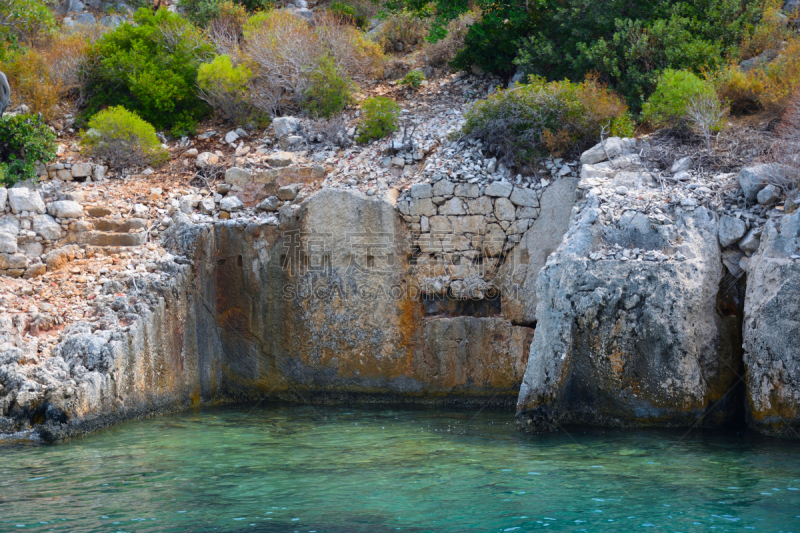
[686,93,727,154]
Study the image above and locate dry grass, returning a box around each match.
[641,122,774,175]
[766,92,800,195]
[313,11,384,82]
[242,9,383,114]
[1,47,61,120]
[375,11,429,54]
[207,1,248,58]
[714,41,800,115]
[244,10,320,102]
[0,24,104,117]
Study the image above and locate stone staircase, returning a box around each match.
[70,207,149,253]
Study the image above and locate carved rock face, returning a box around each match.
[0,71,9,117]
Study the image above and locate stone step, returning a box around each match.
[85,206,114,218]
[86,245,147,257]
[92,218,147,232]
[77,231,147,247]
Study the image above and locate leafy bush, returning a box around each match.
[510,0,764,111]
[451,1,530,77]
[739,0,789,61]
[423,11,473,68]
[460,75,632,167]
[0,114,56,186]
[400,69,425,88]
[81,106,169,170]
[84,8,214,136]
[641,69,717,127]
[180,0,271,27]
[714,41,800,115]
[375,10,429,54]
[389,0,763,108]
[356,96,401,143]
[197,54,267,125]
[301,55,355,118]
[329,2,368,29]
[0,0,56,44]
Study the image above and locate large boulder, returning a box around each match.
[8,188,45,214]
[47,200,84,219]
[579,137,636,165]
[743,209,800,437]
[273,116,301,137]
[516,197,743,431]
[737,165,779,203]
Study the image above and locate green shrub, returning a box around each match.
[180,0,271,27]
[356,96,401,143]
[329,2,368,29]
[0,0,56,44]
[81,106,169,170]
[197,54,268,125]
[641,69,717,127]
[301,55,355,118]
[198,54,251,93]
[393,0,765,109]
[84,8,214,136]
[461,75,631,167]
[0,114,56,186]
[400,69,425,89]
[423,11,474,68]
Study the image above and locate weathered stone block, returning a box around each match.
[8,188,45,214]
[48,200,84,219]
[0,232,15,253]
[409,183,433,199]
[494,197,516,221]
[454,183,479,198]
[0,253,28,270]
[484,181,512,198]
[71,163,93,178]
[509,187,539,208]
[438,197,466,215]
[33,215,62,241]
[432,180,455,197]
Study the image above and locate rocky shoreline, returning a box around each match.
[1,71,798,441]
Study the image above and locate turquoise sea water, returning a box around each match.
[1,405,799,533]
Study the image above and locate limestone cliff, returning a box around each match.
[743,209,800,437]
[515,192,743,430]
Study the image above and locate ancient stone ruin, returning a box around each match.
[1,130,799,441]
